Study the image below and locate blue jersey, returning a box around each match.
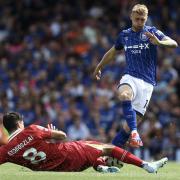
[114,25,166,85]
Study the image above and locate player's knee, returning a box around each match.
[118,91,132,101]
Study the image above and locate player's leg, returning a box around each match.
[129,79,153,147]
[119,113,143,146]
[83,141,121,173]
[93,156,122,173]
[85,142,140,171]
[112,76,142,147]
[101,144,168,173]
[83,141,167,173]
[112,125,131,147]
[117,84,136,132]
[122,113,143,133]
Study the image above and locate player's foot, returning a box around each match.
[104,156,124,169]
[97,165,120,173]
[129,131,143,148]
[142,157,168,173]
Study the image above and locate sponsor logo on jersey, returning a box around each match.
[124,37,128,41]
[124,43,149,51]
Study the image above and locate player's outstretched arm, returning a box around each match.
[93,46,116,80]
[47,124,67,140]
[158,36,178,48]
[145,32,178,48]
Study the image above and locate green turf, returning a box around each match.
[0,162,179,180]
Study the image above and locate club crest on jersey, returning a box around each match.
[124,37,128,41]
[140,32,148,41]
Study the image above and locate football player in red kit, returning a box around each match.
[0,112,167,173]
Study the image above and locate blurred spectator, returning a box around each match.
[67,112,91,140]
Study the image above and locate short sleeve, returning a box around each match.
[28,125,52,139]
[114,32,124,50]
[151,27,167,40]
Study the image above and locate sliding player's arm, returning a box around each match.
[47,124,67,140]
[31,124,67,141]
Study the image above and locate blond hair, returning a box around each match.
[132,4,148,16]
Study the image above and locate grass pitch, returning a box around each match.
[0,162,179,180]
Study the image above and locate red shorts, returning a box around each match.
[54,140,103,171]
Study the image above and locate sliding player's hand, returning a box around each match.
[47,124,58,131]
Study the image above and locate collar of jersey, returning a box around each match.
[131,26,146,33]
[8,128,23,142]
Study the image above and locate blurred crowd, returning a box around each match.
[0,0,179,160]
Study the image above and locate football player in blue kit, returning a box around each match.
[94,4,178,148]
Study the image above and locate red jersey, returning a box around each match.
[0,125,102,171]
